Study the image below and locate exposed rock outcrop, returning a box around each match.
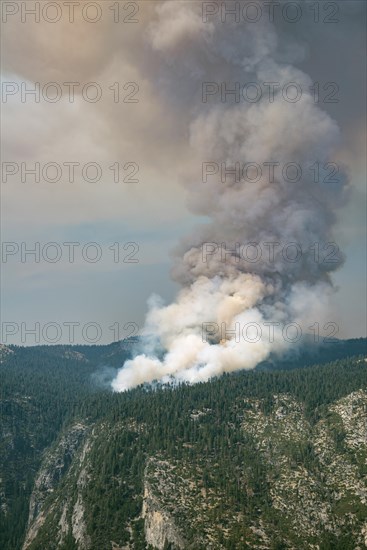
[143,459,186,549]
[22,423,88,549]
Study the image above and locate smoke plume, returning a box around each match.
[112,1,349,391]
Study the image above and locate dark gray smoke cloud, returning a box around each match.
[31,0,347,391]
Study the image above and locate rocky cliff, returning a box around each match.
[19,388,367,549]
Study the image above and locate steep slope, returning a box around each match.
[0,340,138,549]
[18,357,367,549]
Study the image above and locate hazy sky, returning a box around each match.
[1,0,366,346]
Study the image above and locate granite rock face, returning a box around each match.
[20,389,367,549]
[142,459,186,550]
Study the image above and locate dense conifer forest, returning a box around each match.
[1,338,366,549]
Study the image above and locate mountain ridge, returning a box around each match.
[1,339,366,549]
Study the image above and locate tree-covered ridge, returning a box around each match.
[0,340,366,549]
[62,357,367,549]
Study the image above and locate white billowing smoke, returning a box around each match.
[112,1,347,392]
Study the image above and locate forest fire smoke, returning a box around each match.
[112,1,347,392]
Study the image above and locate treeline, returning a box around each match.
[81,354,367,425]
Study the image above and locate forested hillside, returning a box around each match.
[0,341,136,549]
[0,339,366,549]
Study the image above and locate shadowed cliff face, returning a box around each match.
[22,423,91,550]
